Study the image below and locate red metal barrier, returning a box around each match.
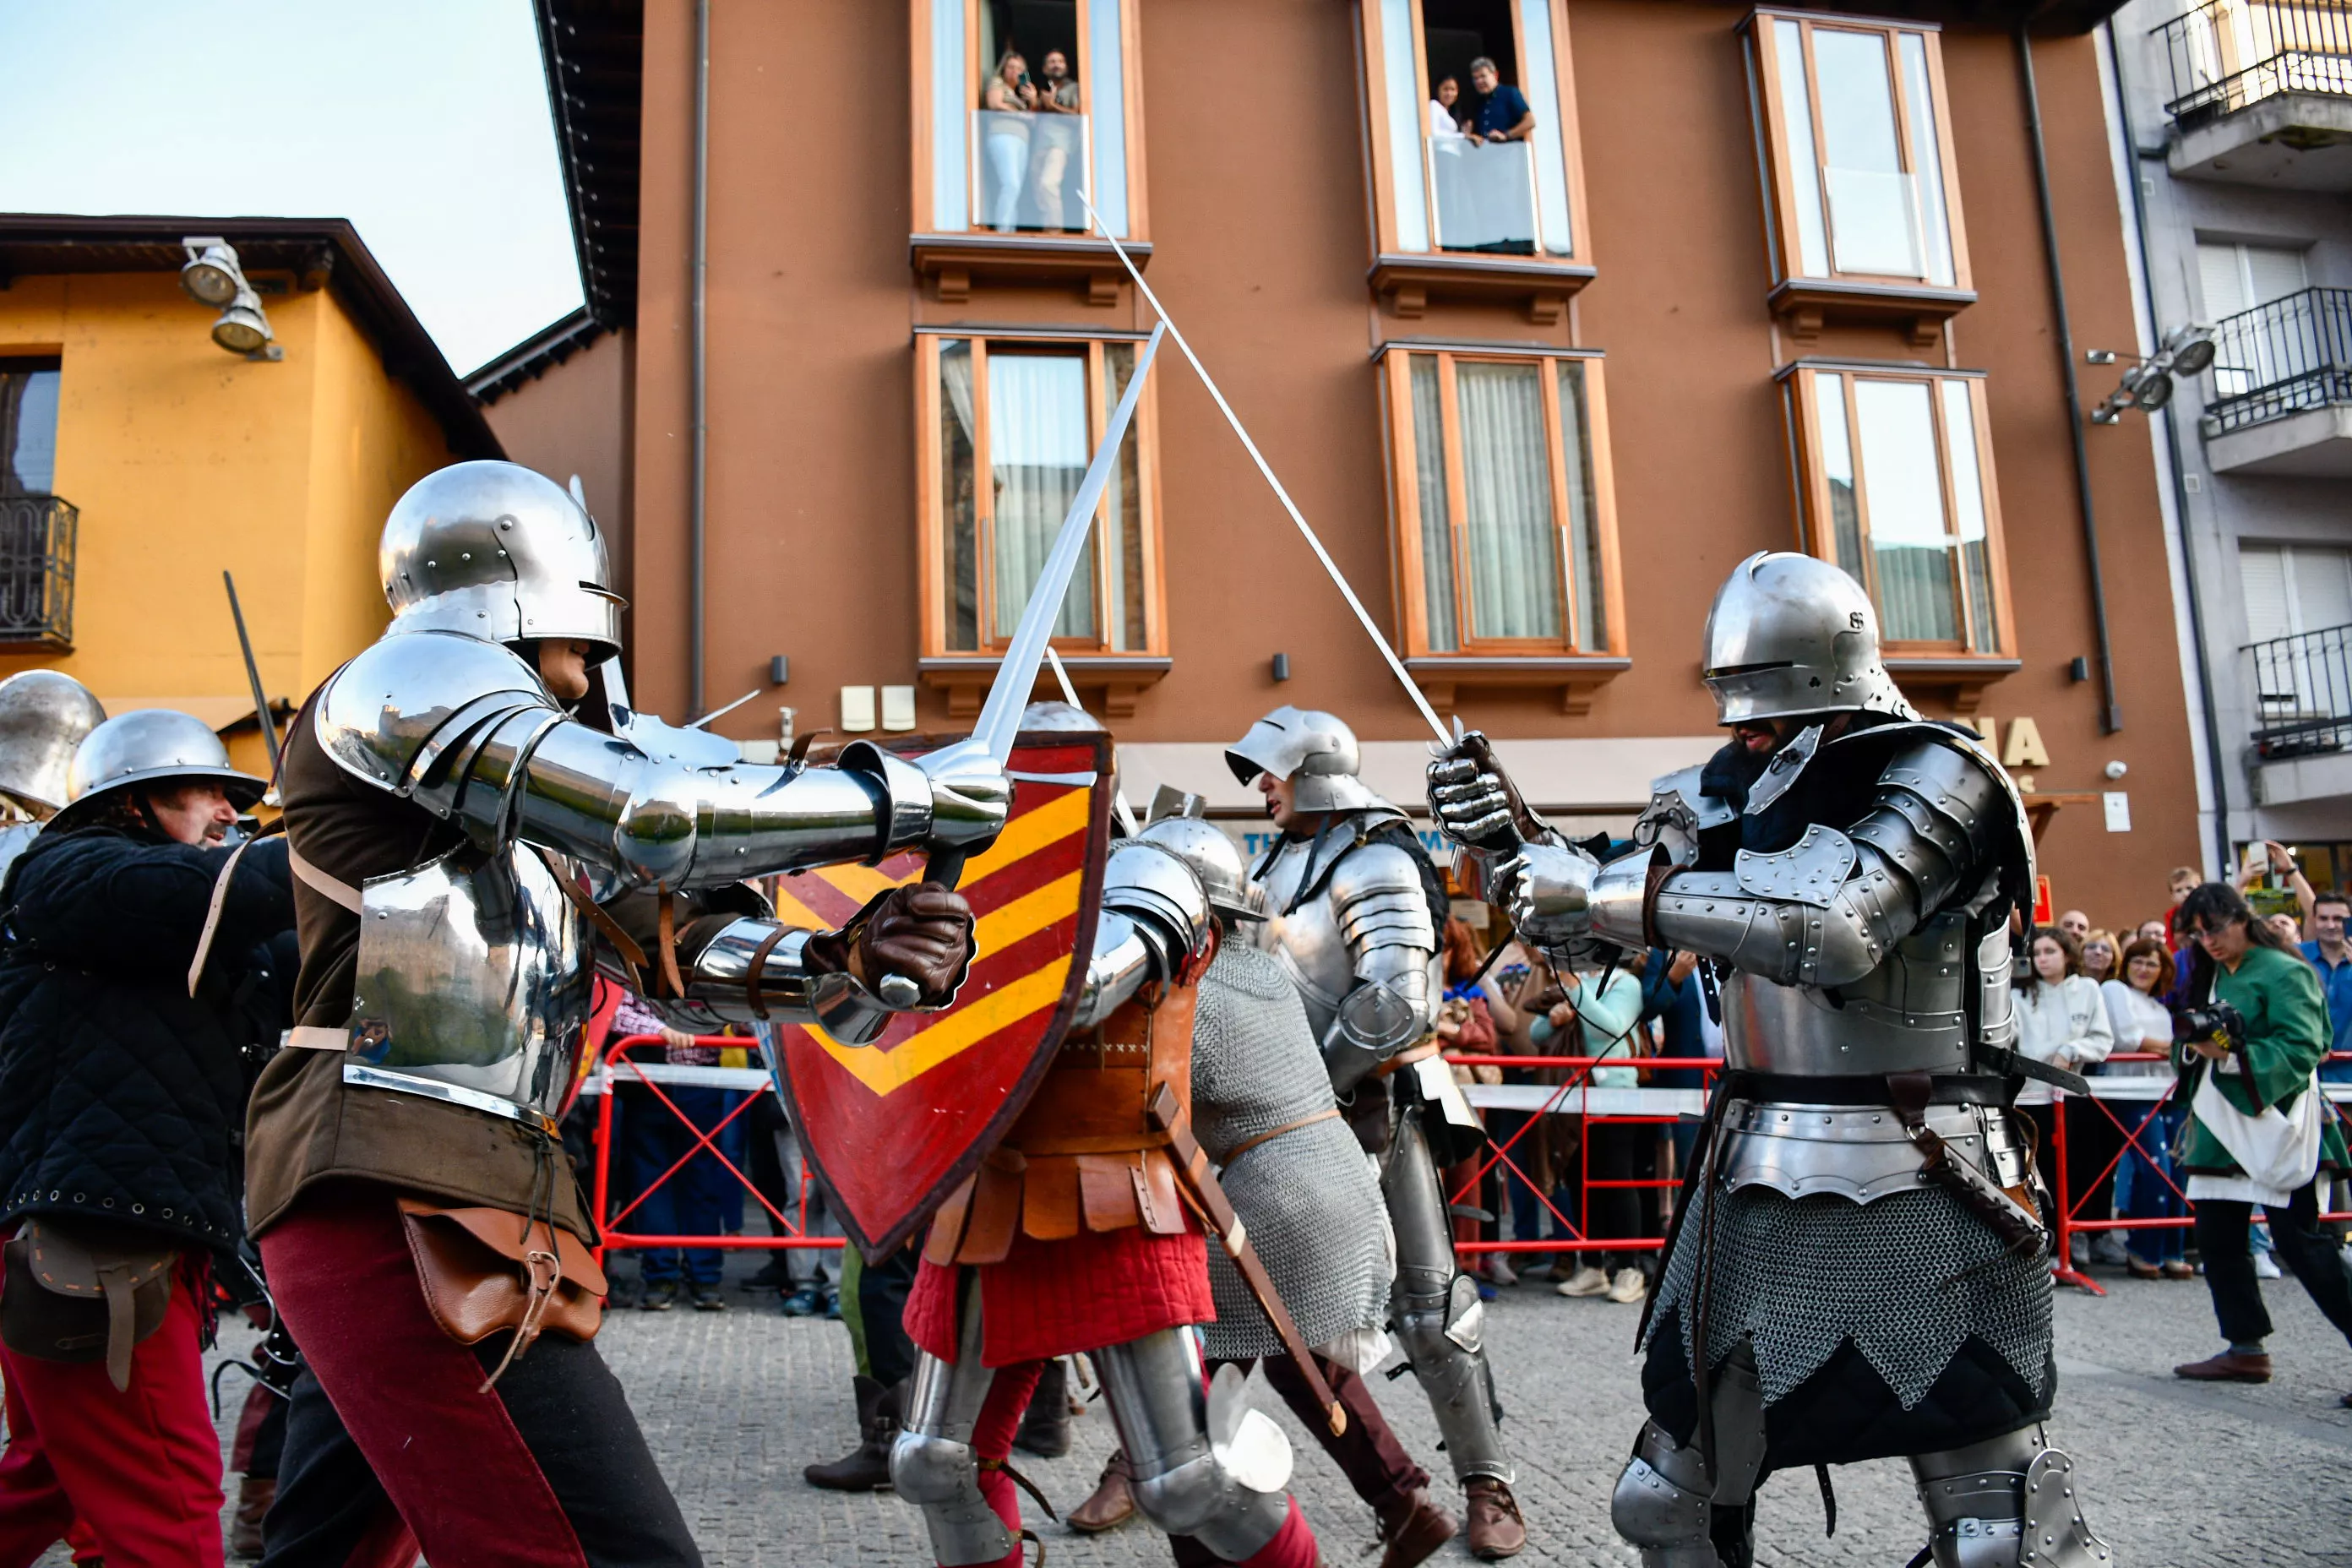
[1442,1054,1722,1260]
[587,1033,847,1266]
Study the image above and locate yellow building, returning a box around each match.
[0,215,502,777]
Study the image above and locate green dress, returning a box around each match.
[2175,943,2349,1179]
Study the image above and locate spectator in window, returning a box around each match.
[1027,49,1082,232]
[2014,926,2119,1269]
[2170,883,2352,1396]
[2080,928,2121,987]
[1427,74,1466,139]
[2103,938,2193,1280]
[1464,56,1533,145]
[981,52,1037,231]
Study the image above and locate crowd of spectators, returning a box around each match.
[978,47,1084,233]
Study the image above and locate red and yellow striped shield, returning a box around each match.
[771,731,1110,1260]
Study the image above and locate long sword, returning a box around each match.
[222,571,280,776]
[874,322,1168,1005]
[1075,192,1451,747]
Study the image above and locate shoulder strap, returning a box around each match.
[286,843,361,915]
[187,821,287,999]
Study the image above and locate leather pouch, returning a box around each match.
[395,1200,607,1372]
[1021,1154,1081,1241]
[1,1219,176,1392]
[1077,1153,1139,1232]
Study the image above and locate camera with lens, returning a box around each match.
[2172,999,2246,1049]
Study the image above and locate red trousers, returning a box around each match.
[0,1259,225,1568]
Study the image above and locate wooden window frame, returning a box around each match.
[1358,0,1594,314]
[1379,345,1625,663]
[914,330,1168,664]
[1781,362,2013,662]
[907,0,1150,240]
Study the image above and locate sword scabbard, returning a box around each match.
[1146,1082,1347,1437]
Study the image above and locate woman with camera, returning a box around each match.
[2171,883,2352,1397]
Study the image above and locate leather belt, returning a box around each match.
[284,1026,351,1053]
[1371,1039,1440,1081]
[1222,1108,1341,1166]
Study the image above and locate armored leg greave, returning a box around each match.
[1093,1330,1293,1562]
[1609,1346,1766,1568]
[1382,1117,1513,1484]
[890,1283,1014,1566]
[1910,1425,2110,1568]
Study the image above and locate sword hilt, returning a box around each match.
[875,846,970,1009]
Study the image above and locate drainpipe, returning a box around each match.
[2102,21,2232,874]
[689,0,710,718]
[2018,24,2122,735]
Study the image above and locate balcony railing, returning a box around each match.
[2156,0,2352,127]
[971,109,1092,236]
[2202,286,2352,433]
[1426,134,1547,256]
[0,495,74,648]
[2249,623,2352,757]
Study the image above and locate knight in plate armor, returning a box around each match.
[0,670,106,881]
[1226,705,1526,1563]
[892,813,1322,1568]
[1071,805,1461,1568]
[245,460,1003,1568]
[1428,553,2109,1568]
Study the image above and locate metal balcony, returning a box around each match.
[2156,1,2352,187]
[2201,286,2352,472]
[2244,623,2352,806]
[0,494,77,648]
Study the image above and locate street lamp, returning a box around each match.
[2089,324,2214,423]
[178,237,281,362]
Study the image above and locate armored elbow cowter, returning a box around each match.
[315,630,934,889]
[1590,739,2005,988]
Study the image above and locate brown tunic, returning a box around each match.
[243,692,596,1241]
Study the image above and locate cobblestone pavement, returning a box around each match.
[25,1255,2352,1566]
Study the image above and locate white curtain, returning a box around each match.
[1455,362,1560,640]
[1852,378,1957,642]
[987,352,1095,640]
[938,342,980,649]
[1555,362,1602,651]
[1410,357,1456,651]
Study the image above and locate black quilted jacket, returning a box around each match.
[0,825,296,1250]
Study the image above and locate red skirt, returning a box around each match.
[905,1223,1214,1366]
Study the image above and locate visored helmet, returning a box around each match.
[54,710,266,830]
[0,671,106,819]
[1701,552,1915,726]
[1136,814,1264,923]
[1223,705,1386,814]
[381,461,624,662]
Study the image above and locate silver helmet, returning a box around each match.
[1701,552,1915,726]
[1020,700,1104,732]
[0,671,106,819]
[1136,815,1264,923]
[55,710,266,830]
[381,460,625,661]
[1223,705,1386,814]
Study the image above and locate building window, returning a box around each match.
[1382,348,1618,656]
[918,334,1157,657]
[1362,0,1587,264]
[1745,11,1967,294]
[916,0,1139,238]
[0,358,60,496]
[1783,365,2007,654]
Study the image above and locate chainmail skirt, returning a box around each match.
[1640,1181,2055,1467]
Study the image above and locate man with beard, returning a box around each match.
[1428,552,2107,1568]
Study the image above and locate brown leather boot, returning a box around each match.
[1067,1448,1135,1533]
[803,1376,901,1491]
[230,1474,275,1559]
[1463,1477,1525,1560]
[1373,1487,1457,1568]
[2173,1350,2273,1383]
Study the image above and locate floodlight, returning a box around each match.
[179,237,242,308]
[2172,335,2218,377]
[210,286,274,355]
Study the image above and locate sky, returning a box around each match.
[0,1,582,378]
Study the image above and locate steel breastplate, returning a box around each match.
[1251,840,1353,1040]
[342,841,595,1133]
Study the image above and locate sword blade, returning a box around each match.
[968,322,1167,766]
[222,571,280,775]
[1075,192,1451,746]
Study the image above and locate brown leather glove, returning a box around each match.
[848,883,977,1007]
